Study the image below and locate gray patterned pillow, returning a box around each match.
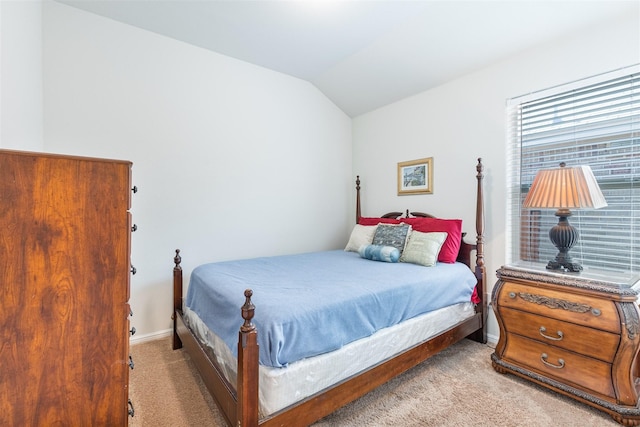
[372,223,411,254]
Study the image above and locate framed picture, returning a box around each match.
[397,157,433,195]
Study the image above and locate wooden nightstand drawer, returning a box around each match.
[499,307,620,362]
[498,281,620,334]
[504,334,614,399]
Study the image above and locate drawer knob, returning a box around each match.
[540,353,565,369]
[539,326,563,341]
[129,354,135,370]
[130,326,136,336]
[128,399,135,417]
[592,308,601,316]
[508,292,516,299]
[131,224,138,232]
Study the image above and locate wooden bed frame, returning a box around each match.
[172,158,486,426]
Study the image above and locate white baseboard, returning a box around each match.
[130,328,172,345]
[486,333,499,347]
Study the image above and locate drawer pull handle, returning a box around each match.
[128,399,135,417]
[540,353,565,369]
[131,223,138,232]
[130,326,136,336]
[129,355,135,370]
[539,326,563,341]
[131,265,137,275]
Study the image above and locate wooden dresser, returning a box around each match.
[0,150,136,426]
[492,263,640,425]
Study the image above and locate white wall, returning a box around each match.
[6,0,638,342]
[42,2,352,340]
[352,8,640,342]
[0,0,43,150]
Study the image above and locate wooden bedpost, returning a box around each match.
[172,249,183,350]
[237,289,259,426]
[475,158,485,274]
[356,175,361,224]
[471,158,487,343]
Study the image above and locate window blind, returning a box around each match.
[507,65,640,273]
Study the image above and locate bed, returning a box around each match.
[172,158,487,426]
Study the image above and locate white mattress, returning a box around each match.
[184,302,475,416]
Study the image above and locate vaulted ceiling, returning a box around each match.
[56,0,637,117]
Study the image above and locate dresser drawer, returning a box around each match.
[504,334,614,399]
[499,307,620,362]
[498,281,620,334]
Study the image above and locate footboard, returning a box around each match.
[172,249,244,426]
[174,310,239,425]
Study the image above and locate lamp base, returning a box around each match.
[546,209,582,273]
[546,259,583,272]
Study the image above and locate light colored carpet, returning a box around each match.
[129,337,618,426]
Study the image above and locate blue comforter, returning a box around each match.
[186,250,477,368]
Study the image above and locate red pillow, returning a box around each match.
[359,217,462,263]
[404,218,462,263]
[358,217,402,226]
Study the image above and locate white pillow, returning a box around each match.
[344,224,378,252]
[400,231,448,267]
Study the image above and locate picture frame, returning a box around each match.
[397,157,433,195]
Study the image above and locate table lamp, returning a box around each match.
[523,162,607,272]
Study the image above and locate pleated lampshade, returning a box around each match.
[523,163,607,210]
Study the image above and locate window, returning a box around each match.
[507,65,640,273]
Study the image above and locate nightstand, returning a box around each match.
[491,263,640,425]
